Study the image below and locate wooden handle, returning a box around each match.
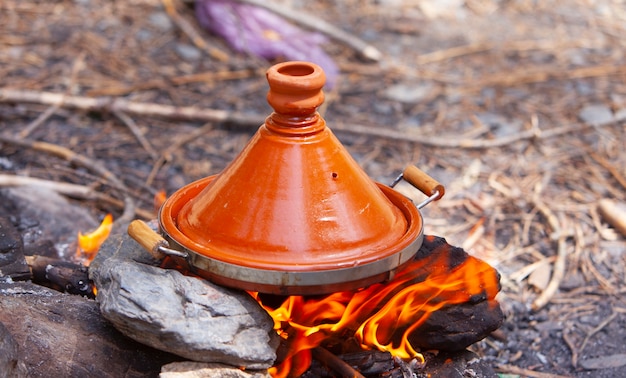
[127,220,167,260]
[403,165,445,201]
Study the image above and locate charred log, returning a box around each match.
[303,349,497,378]
[0,321,28,377]
[407,299,503,351]
[25,255,95,298]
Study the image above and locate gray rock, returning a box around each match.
[90,231,279,369]
[91,222,161,269]
[149,12,174,32]
[175,43,202,61]
[579,104,613,125]
[160,362,271,378]
[0,281,177,377]
[383,82,434,103]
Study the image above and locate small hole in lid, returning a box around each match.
[277,63,315,77]
[332,172,338,179]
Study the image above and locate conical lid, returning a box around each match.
[160,61,422,294]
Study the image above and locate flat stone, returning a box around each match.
[160,362,271,378]
[91,222,160,268]
[90,231,279,370]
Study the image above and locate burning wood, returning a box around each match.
[254,235,502,377]
[25,255,95,298]
[89,226,502,377]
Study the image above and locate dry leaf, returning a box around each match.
[528,259,552,291]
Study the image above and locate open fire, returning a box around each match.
[74,214,501,377]
[253,235,500,377]
[75,213,113,266]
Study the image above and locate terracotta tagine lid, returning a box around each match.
[159,61,423,294]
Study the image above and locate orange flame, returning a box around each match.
[255,235,500,377]
[76,214,113,266]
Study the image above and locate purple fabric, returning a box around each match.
[196,0,338,88]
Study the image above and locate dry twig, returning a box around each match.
[531,196,568,311]
[19,52,86,137]
[162,0,229,61]
[497,363,572,378]
[0,88,264,126]
[562,329,580,367]
[0,134,136,225]
[578,311,618,363]
[0,175,153,220]
[311,347,366,378]
[145,122,214,186]
[1,88,623,149]
[112,109,158,160]
[19,104,61,138]
[415,39,605,65]
[587,151,626,195]
[462,64,626,91]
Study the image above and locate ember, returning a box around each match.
[254,235,501,377]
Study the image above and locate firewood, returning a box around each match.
[338,350,395,375]
[24,255,95,298]
[312,347,365,378]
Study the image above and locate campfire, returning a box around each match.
[253,235,500,377]
[0,61,503,377]
[68,212,501,377]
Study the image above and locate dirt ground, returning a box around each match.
[1,0,625,377]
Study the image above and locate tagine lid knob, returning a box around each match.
[266,61,325,116]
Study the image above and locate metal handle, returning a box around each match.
[391,165,445,209]
[127,220,187,260]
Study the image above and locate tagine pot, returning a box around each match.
[128,61,444,295]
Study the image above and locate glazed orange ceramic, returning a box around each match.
[159,61,423,294]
